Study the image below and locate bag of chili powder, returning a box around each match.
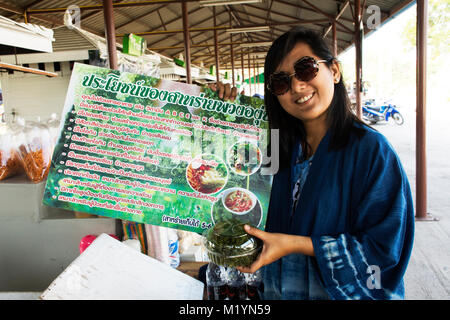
[15,121,52,183]
[0,125,22,181]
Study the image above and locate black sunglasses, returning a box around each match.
[267,56,330,96]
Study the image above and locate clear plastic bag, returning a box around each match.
[15,120,52,183]
[0,125,22,181]
[46,113,61,150]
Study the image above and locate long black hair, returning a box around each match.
[264,27,367,169]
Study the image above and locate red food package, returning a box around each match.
[15,121,52,183]
[79,234,119,254]
[0,126,22,181]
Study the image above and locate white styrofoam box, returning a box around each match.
[40,233,204,300]
[0,292,42,300]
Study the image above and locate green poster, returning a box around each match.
[43,63,272,234]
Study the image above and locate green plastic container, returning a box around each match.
[203,218,262,268]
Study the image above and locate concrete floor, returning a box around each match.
[374,106,450,300]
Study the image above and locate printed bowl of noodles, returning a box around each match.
[221,187,257,215]
[186,154,228,194]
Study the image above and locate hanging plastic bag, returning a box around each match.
[0,125,22,181]
[46,113,61,151]
[16,120,52,183]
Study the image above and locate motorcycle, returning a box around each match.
[362,100,404,125]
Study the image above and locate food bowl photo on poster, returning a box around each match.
[186,154,228,194]
[222,187,257,215]
[210,195,263,228]
[227,141,262,176]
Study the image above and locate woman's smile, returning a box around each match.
[294,92,315,105]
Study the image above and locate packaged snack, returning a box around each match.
[0,126,21,181]
[16,121,52,183]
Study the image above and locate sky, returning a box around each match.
[339,2,449,111]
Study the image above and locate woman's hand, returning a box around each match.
[208,81,238,101]
[237,225,315,274]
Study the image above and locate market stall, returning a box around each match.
[0,17,216,295]
[0,20,171,289]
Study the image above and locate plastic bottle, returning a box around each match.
[206,262,228,300]
[225,267,247,300]
[167,228,180,268]
[244,269,262,300]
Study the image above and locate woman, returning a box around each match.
[230,27,415,300]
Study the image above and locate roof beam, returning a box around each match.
[120,18,327,38]
[24,0,46,10]
[24,0,199,14]
[141,6,207,47]
[149,41,273,50]
[0,61,58,77]
[115,5,165,30]
[78,0,159,32]
[274,0,352,23]
[323,0,350,37]
[0,1,102,36]
[300,0,353,33]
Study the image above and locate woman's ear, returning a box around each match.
[330,59,341,83]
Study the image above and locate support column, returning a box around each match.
[103,0,118,70]
[213,6,220,83]
[230,34,235,87]
[241,50,245,94]
[182,1,192,84]
[332,22,338,57]
[354,0,363,119]
[253,56,257,95]
[229,12,235,87]
[256,62,260,94]
[248,51,252,96]
[416,0,435,220]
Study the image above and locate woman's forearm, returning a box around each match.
[283,234,315,257]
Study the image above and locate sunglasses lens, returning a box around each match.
[270,74,290,95]
[294,57,319,81]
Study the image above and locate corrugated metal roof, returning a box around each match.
[52,27,97,51]
[0,0,415,68]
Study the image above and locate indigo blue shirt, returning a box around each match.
[260,123,415,300]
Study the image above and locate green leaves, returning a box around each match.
[204,218,262,268]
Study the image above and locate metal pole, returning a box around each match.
[102,0,118,232]
[332,22,338,57]
[182,1,192,84]
[256,62,259,87]
[229,11,235,87]
[354,0,362,119]
[248,51,252,96]
[241,49,245,94]
[102,0,118,70]
[230,34,235,87]
[416,0,434,220]
[253,55,257,95]
[213,6,220,83]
